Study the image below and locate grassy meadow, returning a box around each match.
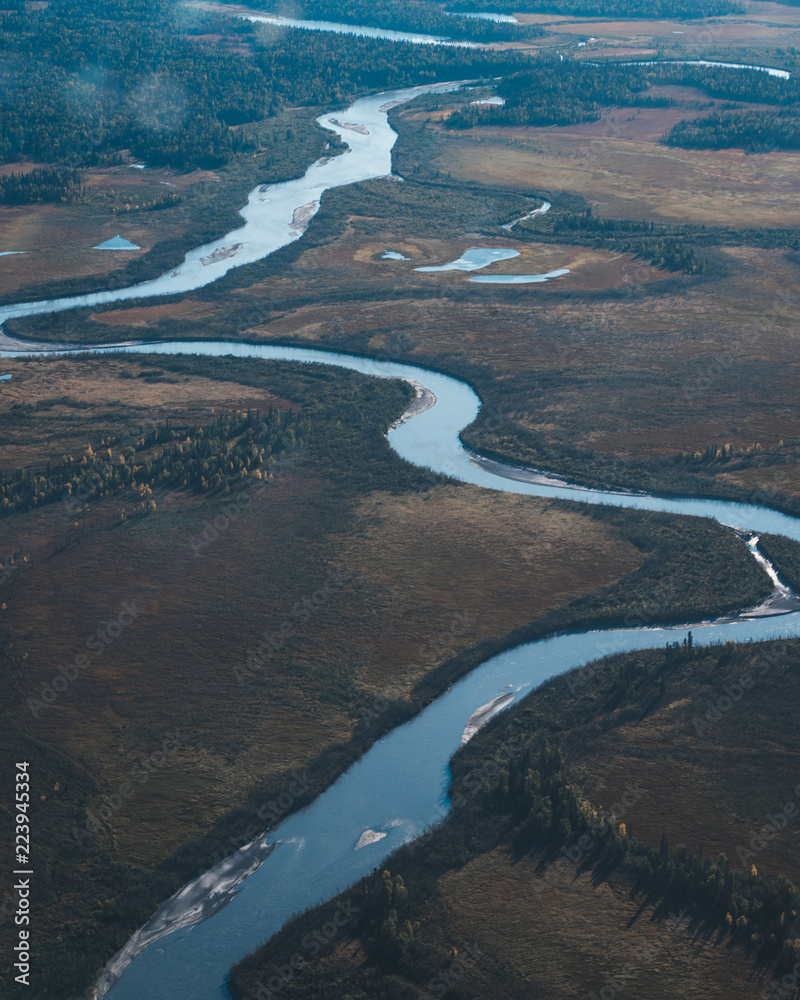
[9,80,800,513]
[0,350,775,998]
[3,6,800,998]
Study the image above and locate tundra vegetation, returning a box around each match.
[0,354,775,998]
[3,0,800,997]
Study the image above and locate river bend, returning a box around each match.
[1,335,799,1000]
[1,66,799,1000]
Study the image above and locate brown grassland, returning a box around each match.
[0,354,635,861]
[0,352,768,863]
[427,118,800,227]
[516,1,800,49]
[238,853,764,1000]
[437,848,759,1000]
[0,165,222,297]
[0,350,776,996]
[8,116,800,510]
[4,11,800,996]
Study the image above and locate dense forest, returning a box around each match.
[624,235,705,272]
[664,111,800,151]
[551,209,656,238]
[5,0,796,174]
[656,62,800,105]
[0,0,526,170]
[445,59,800,130]
[0,166,84,205]
[236,0,545,42]
[550,210,705,272]
[446,0,743,17]
[446,60,654,128]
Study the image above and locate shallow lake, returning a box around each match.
[415,247,519,272]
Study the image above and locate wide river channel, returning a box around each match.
[1,55,799,1000]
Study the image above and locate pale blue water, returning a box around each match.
[469,267,570,283]
[0,81,469,328]
[0,51,796,1000]
[242,11,473,47]
[2,336,799,999]
[94,235,141,250]
[415,247,519,272]
[96,611,800,1000]
[449,11,519,23]
[241,6,521,39]
[607,58,791,79]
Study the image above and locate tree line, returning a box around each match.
[445,60,654,129]
[0,165,84,204]
[444,58,799,131]
[547,210,706,272]
[489,742,800,966]
[231,738,800,1000]
[664,110,800,151]
[654,62,799,105]
[231,640,800,1000]
[446,0,743,17]
[0,406,309,516]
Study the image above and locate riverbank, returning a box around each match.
[0,340,788,999]
[6,70,800,524]
[0,108,338,308]
[230,635,800,1000]
[92,496,776,996]
[0,344,782,1000]
[3,3,800,998]
[0,81,480,325]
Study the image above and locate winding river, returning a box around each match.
[0,80,471,328]
[609,58,792,80]
[2,62,800,1000]
[2,337,799,1000]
